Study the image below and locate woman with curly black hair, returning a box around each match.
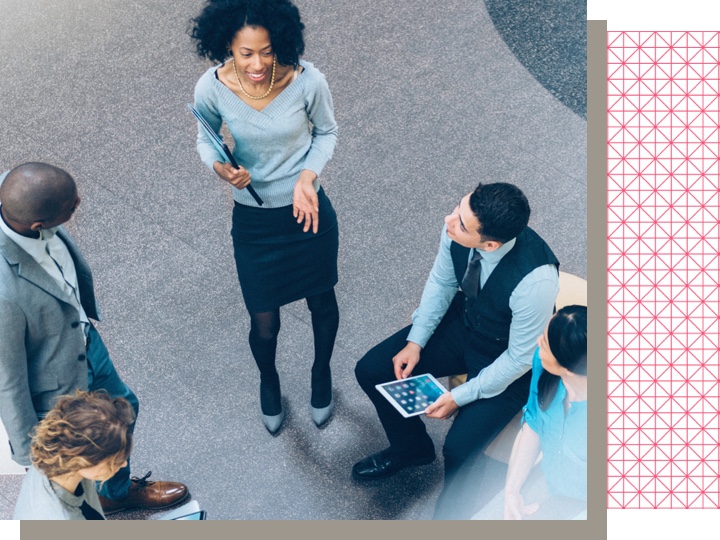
[190,0,339,434]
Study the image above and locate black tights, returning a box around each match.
[249,288,339,415]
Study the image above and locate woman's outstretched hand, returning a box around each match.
[293,170,319,233]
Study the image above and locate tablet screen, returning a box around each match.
[375,374,447,417]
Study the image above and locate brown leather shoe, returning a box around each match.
[99,471,189,515]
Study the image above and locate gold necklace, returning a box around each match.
[233,55,277,100]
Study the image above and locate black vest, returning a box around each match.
[449,227,559,357]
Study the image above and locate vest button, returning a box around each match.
[78,354,86,361]
[71,322,80,328]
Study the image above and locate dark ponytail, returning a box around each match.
[538,305,587,410]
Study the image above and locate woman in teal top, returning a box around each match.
[190,0,339,434]
[504,304,587,519]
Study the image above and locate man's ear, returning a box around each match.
[481,240,502,252]
[29,222,44,232]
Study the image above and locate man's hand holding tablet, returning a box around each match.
[425,392,459,419]
[385,341,459,419]
[375,374,449,418]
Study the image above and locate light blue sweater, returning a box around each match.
[193,59,338,208]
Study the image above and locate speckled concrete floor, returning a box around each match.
[486,0,587,118]
[0,0,585,519]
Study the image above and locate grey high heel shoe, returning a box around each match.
[260,379,284,434]
[310,395,334,427]
[262,408,286,434]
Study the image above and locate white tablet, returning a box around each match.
[375,373,448,418]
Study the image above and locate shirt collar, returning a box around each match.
[475,237,516,264]
[0,204,59,258]
[38,469,85,509]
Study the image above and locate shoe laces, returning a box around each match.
[131,470,155,491]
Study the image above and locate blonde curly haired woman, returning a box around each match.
[13,390,135,520]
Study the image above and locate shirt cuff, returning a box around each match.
[406,326,431,348]
[301,154,330,178]
[200,152,222,171]
[450,382,477,408]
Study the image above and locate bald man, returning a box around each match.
[0,163,188,515]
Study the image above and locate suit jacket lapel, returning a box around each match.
[55,227,92,280]
[0,227,76,307]
[55,227,100,320]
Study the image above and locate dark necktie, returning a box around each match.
[461,250,483,302]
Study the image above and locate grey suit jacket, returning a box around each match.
[0,225,100,466]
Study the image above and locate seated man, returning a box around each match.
[353,182,559,519]
[0,162,187,515]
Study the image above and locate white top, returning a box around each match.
[13,466,105,520]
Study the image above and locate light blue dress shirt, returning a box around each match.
[407,224,559,407]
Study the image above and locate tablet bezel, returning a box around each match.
[375,373,448,418]
[172,510,207,520]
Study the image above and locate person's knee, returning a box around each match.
[355,351,384,390]
[307,290,339,320]
[252,327,280,342]
[356,334,407,389]
[354,356,370,386]
[250,317,281,342]
[442,432,477,473]
[441,440,460,470]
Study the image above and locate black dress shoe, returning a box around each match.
[352,448,435,481]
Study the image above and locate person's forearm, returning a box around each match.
[193,82,226,170]
[0,302,40,465]
[303,78,337,176]
[297,170,317,184]
[408,226,458,347]
[454,270,558,405]
[450,348,532,405]
[505,424,541,496]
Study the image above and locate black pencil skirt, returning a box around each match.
[230,187,339,313]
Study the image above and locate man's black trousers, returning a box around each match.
[354,298,532,518]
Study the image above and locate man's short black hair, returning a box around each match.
[190,0,305,66]
[468,182,530,244]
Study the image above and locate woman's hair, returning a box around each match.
[30,390,135,478]
[190,0,305,66]
[537,304,587,410]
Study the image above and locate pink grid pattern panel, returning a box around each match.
[607,31,720,509]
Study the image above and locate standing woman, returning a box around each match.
[190,0,339,433]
